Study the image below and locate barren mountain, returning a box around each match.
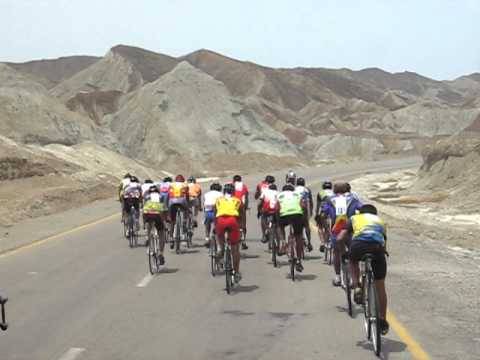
[5,55,99,89]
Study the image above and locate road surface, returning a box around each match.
[0,157,446,360]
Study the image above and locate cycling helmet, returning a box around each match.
[265,175,275,184]
[144,179,153,184]
[130,176,139,183]
[282,184,295,192]
[223,183,235,195]
[149,185,159,193]
[124,173,131,179]
[188,176,196,183]
[163,176,172,183]
[233,175,242,182]
[296,177,305,186]
[333,182,348,194]
[210,182,222,191]
[269,183,277,190]
[175,174,185,182]
[359,204,377,215]
[322,181,333,190]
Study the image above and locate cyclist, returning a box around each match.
[254,175,275,200]
[143,185,167,265]
[215,183,243,283]
[285,170,296,185]
[118,173,131,217]
[294,177,314,252]
[276,183,306,272]
[258,183,279,243]
[315,181,334,252]
[232,175,249,250]
[203,182,223,247]
[140,179,154,228]
[322,182,362,286]
[337,204,389,334]
[187,176,202,227]
[168,175,190,248]
[123,176,142,235]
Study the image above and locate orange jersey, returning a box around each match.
[188,183,202,198]
[169,182,188,199]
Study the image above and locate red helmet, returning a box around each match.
[175,174,185,182]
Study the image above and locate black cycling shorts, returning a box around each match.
[124,198,140,213]
[278,214,304,236]
[349,241,387,280]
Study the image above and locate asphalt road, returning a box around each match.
[0,157,428,360]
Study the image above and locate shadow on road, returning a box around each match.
[232,285,259,294]
[159,268,179,274]
[293,274,317,281]
[335,305,362,318]
[356,338,407,359]
[240,253,260,259]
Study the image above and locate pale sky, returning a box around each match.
[1,0,479,80]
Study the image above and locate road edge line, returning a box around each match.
[387,310,431,360]
[0,213,119,258]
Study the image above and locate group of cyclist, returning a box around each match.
[118,169,389,335]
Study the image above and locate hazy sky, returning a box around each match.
[1,0,479,80]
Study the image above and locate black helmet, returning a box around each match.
[359,204,377,215]
[233,175,242,182]
[268,184,277,190]
[346,182,352,192]
[265,175,275,184]
[210,182,222,191]
[223,183,235,195]
[188,176,196,183]
[124,173,131,179]
[282,184,295,192]
[163,176,172,182]
[149,185,159,193]
[322,181,333,190]
[130,176,139,183]
[296,177,305,186]
[144,179,153,184]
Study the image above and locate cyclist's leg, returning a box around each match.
[292,215,304,263]
[215,217,226,258]
[276,215,287,252]
[155,214,165,254]
[134,199,140,231]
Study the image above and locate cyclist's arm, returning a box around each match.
[244,191,249,210]
[254,185,261,200]
[308,189,313,215]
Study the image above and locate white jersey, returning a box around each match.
[203,190,223,211]
[260,188,278,211]
[121,178,131,190]
[141,183,152,197]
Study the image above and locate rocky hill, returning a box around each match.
[1,44,479,224]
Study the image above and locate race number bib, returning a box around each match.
[335,196,347,216]
[150,193,160,203]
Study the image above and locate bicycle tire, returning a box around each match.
[186,211,192,248]
[175,209,182,254]
[128,210,135,248]
[209,234,216,277]
[147,222,156,274]
[369,271,382,356]
[225,246,233,294]
[363,272,372,340]
[271,229,278,268]
[341,258,353,317]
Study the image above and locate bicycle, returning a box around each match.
[287,226,303,281]
[185,207,194,248]
[360,253,382,356]
[127,205,139,248]
[264,214,279,268]
[340,252,353,317]
[146,219,165,274]
[0,291,8,331]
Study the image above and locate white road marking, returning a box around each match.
[57,347,85,360]
[28,271,38,275]
[136,274,154,287]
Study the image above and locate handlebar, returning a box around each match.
[0,292,8,331]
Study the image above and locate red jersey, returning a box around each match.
[233,181,248,204]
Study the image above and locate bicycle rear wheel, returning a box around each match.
[289,233,295,281]
[147,223,157,274]
[128,211,135,248]
[369,273,382,356]
[175,209,182,254]
[271,229,278,268]
[341,258,353,317]
[209,234,217,277]
[225,246,233,294]
[363,273,372,340]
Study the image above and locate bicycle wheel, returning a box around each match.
[369,272,382,356]
[186,210,193,248]
[341,258,353,317]
[363,273,372,340]
[147,222,157,274]
[128,211,135,248]
[289,234,295,281]
[271,228,278,268]
[175,209,182,254]
[225,245,233,294]
[209,234,217,277]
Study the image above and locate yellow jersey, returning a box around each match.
[215,196,241,217]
